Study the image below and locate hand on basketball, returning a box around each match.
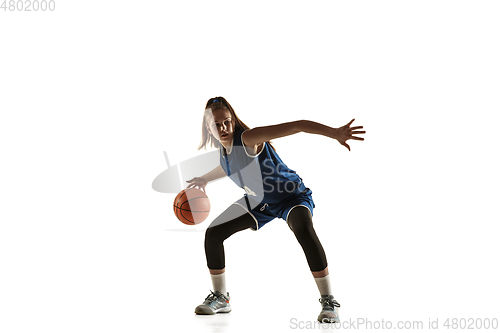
[333,119,365,151]
[186,177,208,192]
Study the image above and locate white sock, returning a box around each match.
[314,274,332,296]
[211,272,226,294]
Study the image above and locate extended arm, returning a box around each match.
[202,165,226,182]
[186,165,226,192]
[243,119,365,151]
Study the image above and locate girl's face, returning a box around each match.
[206,108,235,147]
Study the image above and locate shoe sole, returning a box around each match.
[195,305,232,315]
[318,316,340,323]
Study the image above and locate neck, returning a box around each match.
[222,141,232,152]
[221,137,233,154]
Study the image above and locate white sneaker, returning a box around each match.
[194,290,231,315]
[317,295,340,323]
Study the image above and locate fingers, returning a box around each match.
[186,177,200,183]
[338,119,365,150]
[186,183,206,192]
[186,177,207,192]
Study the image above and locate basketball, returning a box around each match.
[173,188,211,225]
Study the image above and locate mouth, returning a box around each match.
[221,133,229,139]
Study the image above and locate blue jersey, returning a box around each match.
[219,128,307,206]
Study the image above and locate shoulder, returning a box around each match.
[241,128,255,146]
[241,129,258,147]
[241,129,264,155]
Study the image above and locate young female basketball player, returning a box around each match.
[186,97,365,323]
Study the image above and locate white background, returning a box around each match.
[1,1,499,332]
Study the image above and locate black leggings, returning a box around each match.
[204,204,328,272]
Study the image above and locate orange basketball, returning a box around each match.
[173,188,211,225]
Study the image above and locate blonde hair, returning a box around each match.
[197,96,276,151]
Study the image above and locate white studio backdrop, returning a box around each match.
[1,1,499,332]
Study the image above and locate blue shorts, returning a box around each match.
[232,188,315,231]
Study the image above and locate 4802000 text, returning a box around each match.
[1,0,55,11]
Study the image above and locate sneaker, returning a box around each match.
[317,295,340,323]
[194,290,231,315]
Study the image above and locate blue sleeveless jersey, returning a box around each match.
[219,129,307,206]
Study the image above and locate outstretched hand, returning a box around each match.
[186,177,208,192]
[334,119,365,151]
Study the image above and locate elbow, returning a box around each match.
[297,119,313,134]
[296,120,307,133]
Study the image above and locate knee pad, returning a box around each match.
[287,206,313,234]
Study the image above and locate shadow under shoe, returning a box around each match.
[317,295,340,323]
[195,290,232,315]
